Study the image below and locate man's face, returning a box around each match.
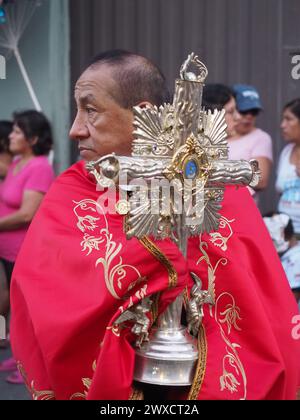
[70,65,134,161]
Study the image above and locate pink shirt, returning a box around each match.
[228,128,273,161]
[0,156,55,262]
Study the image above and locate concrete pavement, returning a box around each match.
[0,347,30,400]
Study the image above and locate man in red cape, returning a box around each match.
[10,50,300,400]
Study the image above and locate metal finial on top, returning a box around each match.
[180,52,208,83]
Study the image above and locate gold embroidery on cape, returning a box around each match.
[197,238,227,304]
[73,199,142,300]
[216,293,246,398]
[219,294,242,334]
[70,359,97,400]
[139,236,177,288]
[209,216,235,252]
[106,325,121,337]
[196,217,248,400]
[188,325,207,400]
[17,362,55,400]
[70,378,91,400]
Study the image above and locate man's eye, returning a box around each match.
[86,108,96,115]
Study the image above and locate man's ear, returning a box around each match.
[136,101,153,109]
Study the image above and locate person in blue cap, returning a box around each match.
[229,84,273,201]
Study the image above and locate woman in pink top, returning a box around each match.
[0,110,55,384]
[230,85,273,192]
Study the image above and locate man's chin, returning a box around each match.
[79,149,98,161]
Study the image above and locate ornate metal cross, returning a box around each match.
[88,53,258,245]
[87,53,259,387]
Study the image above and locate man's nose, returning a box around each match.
[69,114,89,140]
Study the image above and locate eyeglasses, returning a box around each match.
[239,109,260,117]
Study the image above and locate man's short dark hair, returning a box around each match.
[202,84,235,111]
[88,49,170,109]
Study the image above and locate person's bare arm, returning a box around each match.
[253,157,272,191]
[0,190,45,231]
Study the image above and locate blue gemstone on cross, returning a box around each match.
[185,160,198,179]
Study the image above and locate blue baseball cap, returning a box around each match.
[233,84,263,112]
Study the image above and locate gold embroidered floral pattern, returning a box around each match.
[77,215,99,232]
[220,370,240,394]
[70,358,97,400]
[196,217,247,400]
[209,216,235,252]
[215,293,246,399]
[70,377,91,400]
[197,237,227,304]
[219,298,242,335]
[73,199,142,300]
[17,362,55,400]
[30,383,56,401]
[80,233,105,255]
[106,325,121,337]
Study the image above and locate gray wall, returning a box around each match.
[0,0,71,173]
[70,0,300,212]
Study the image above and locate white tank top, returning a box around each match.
[276,143,300,234]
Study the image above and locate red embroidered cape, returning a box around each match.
[10,161,300,400]
[188,186,300,400]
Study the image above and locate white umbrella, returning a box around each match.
[0,0,42,111]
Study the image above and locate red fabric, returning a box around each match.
[10,161,190,400]
[10,161,300,400]
[187,186,300,400]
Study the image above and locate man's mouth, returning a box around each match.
[78,146,93,152]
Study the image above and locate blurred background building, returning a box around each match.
[0,0,299,213]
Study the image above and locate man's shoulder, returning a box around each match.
[55,160,87,185]
[43,160,90,200]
